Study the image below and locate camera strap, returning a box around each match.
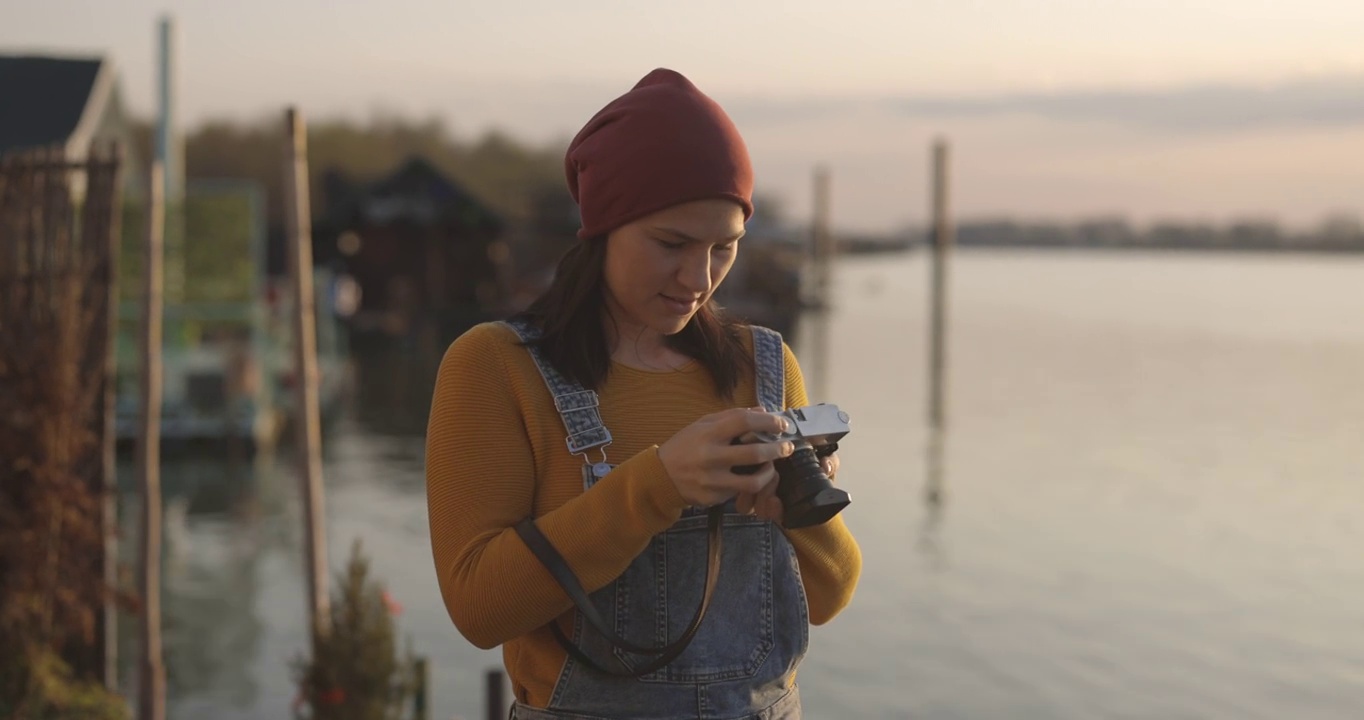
[513,506,722,677]
[500,318,786,676]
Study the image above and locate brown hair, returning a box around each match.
[512,237,752,398]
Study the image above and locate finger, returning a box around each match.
[753,463,781,521]
[740,463,779,495]
[735,492,755,515]
[718,439,793,469]
[754,411,792,436]
[716,408,788,440]
[755,471,780,502]
[730,407,781,443]
[757,495,784,523]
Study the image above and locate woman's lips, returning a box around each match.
[660,294,698,315]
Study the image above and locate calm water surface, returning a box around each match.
[119,249,1364,719]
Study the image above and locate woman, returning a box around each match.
[425,68,861,719]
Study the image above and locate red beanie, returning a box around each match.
[565,68,754,240]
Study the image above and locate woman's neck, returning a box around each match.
[605,315,691,371]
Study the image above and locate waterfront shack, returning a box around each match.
[0,53,144,196]
[314,156,511,349]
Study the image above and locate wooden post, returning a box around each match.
[927,139,953,506]
[137,161,166,720]
[284,107,331,644]
[412,657,429,720]
[485,668,507,720]
[99,142,125,691]
[809,166,833,401]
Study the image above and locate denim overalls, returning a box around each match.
[501,319,809,720]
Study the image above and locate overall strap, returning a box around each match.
[499,319,612,459]
[750,325,787,412]
[498,318,722,677]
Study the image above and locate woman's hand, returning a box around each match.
[737,451,839,523]
[656,408,794,507]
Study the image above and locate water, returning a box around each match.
[118,249,1364,719]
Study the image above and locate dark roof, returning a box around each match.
[323,156,504,232]
[0,55,106,156]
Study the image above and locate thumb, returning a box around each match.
[736,492,755,515]
[760,495,784,523]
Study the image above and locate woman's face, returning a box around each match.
[601,198,746,342]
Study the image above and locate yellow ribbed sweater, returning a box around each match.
[424,322,862,707]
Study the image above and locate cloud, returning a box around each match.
[882,73,1364,133]
[713,73,1364,135]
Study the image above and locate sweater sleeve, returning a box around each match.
[424,325,691,650]
[778,341,863,625]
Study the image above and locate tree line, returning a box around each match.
[128,114,574,234]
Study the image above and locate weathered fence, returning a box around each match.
[0,143,126,704]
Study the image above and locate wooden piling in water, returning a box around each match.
[810,165,834,401]
[927,139,953,505]
[284,107,332,644]
[486,668,507,720]
[137,161,166,720]
[412,657,429,720]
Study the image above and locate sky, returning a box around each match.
[5,0,1364,232]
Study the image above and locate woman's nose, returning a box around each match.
[678,251,711,293]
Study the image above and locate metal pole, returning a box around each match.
[137,161,166,720]
[284,107,331,644]
[156,15,185,305]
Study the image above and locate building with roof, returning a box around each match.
[314,155,510,346]
[0,53,144,199]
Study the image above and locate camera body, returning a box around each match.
[735,403,852,529]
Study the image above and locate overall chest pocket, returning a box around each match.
[611,512,776,683]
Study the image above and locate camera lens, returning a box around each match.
[775,446,851,529]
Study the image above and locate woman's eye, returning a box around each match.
[713,243,736,254]
[657,239,685,250]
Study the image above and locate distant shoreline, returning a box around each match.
[835,232,1364,256]
[947,240,1364,255]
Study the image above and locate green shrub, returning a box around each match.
[0,647,129,720]
[291,539,418,720]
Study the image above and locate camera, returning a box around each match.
[733,403,852,529]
